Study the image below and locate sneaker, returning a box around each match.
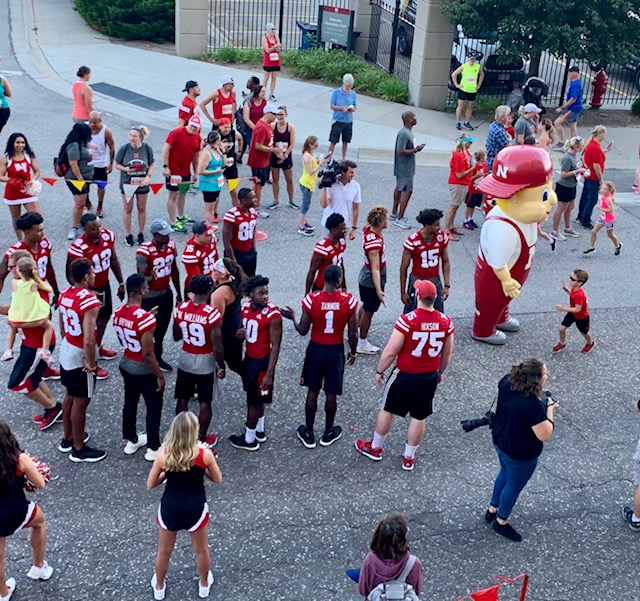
[633,184,639,191]
[552,342,566,353]
[583,247,595,254]
[297,227,314,237]
[484,508,498,523]
[268,201,281,210]
[456,122,462,130]
[463,221,474,230]
[144,448,160,462]
[124,234,134,247]
[550,230,566,241]
[394,217,411,230]
[124,433,148,455]
[1,577,15,600]
[552,142,564,149]
[257,208,269,219]
[582,340,596,354]
[549,237,556,251]
[69,445,107,463]
[579,222,593,230]
[96,206,104,218]
[26,561,53,581]
[204,433,218,447]
[255,430,266,443]
[150,573,166,601]
[615,243,622,256]
[389,212,398,220]
[463,122,474,131]
[158,358,173,373]
[622,506,640,532]
[450,227,464,235]
[447,232,459,242]
[36,349,53,365]
[98,346,118,360]
[96,367,109,380]
[228,434,260,451]
[58,432,89,452]
[354,439,383,461]
[137,233,144,245]
[563,228,579,238]
[41,366,61,380]
[171,221,187,233]
[198,570,214,599]
[178,215,195,223]
[288,201,300,209]
[357,340,380,354]
[304,222,315,232]
[85,200,93,211]
[67,227,77,240]
[493,520,522,542]
[1,349,13,361]
[296,425,316,449]
[38,404,63,431]
[319,425,342,447]
[469,220,479,229]
[33,408,62,424]
[401,455,415,471]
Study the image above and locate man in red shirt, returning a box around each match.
[66,213,125,378]
[113,273,165,461]
[553,269,595,353]
[162,115,202,233]
[247,104,283,218]
[222,188,258,276]
[199,75,237,130]
[173,275,225,446]
[58,258,106,463]
[178,80,200,126]
[305,212,347,294]
[181,220,219,294]
[399,208,451,313]
[355,280,454,471]
[136,219,182,372]
[229,275,283,451]
[281,265,358,449]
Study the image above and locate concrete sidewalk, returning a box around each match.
[9,0,640,169]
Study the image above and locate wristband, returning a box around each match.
[163,164,168,168]
[376,370,384,375]
[636,400,640,411]
[444,284,451,288]
[547,418,555,427]
[351,226,357,230]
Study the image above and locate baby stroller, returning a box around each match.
[507,76,549,115]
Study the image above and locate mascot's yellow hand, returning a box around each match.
[501,278,521,298]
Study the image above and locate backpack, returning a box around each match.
[368,555,420,601]
[53,143,70,177]
[235,100,249,136]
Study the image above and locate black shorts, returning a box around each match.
[270,154,293,170]
[242,354,273,405]
[555,183,577,203]
[165,175,191,192]
[359,284,382,314]
[174,368,214,405]
[231,248,257,277]
[251,166,270,186]
[66,180,90,196]
[457,90,477,101]
[561,313,590,334]
[92,167,108,184]
[465,192,483,207]
[60,367,97,399]
[224,164,239,179]
[91,283,112,321]
[202,190,221,203]
[329,121,353,144]
[263,65,281,72]
[8,343,53,393]
[382,369,438,420]
[301,341,345,395]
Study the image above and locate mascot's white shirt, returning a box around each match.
[479,206,538,269]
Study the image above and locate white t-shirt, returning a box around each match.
[479,206,538,269]
[321,179,362,228]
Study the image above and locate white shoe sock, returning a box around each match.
[404,443,418,459]
[256,417,265,432]
[245,427,256,444]
[372,432,386,450]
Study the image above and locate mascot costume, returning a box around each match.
[472,145,557,345]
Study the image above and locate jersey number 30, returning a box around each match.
[411,331,444,357]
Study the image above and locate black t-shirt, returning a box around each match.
[492,375,547,461]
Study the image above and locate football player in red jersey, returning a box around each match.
[172,275,225,446]
[355,280,454,471]
[181,220,219,294]
[66,213,125,377]
[58,258,106,463]
[223,188,258,277]
[281,265,357,449]
[229,275,283,451]
[113,273,165,462]
[137,219,182,373]
[399,208,451,313]
[305,212,347,294]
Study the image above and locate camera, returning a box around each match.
[460,410,495,433]
[318,160,341,188]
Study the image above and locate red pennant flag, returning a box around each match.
[149,183,164,195]
[43,178,57,187]
[471,584,501,601]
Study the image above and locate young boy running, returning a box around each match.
[552,268,595,354]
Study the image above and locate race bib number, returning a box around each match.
[130,177,146,186]
[170,175,182,185]
[277,142,289,151]
[217,176,225,187]
[222,105,233,114]
[269,52,280,62]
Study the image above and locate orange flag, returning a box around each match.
[149,183,164,195]
[70,180,86,192]
[42,178,57,187]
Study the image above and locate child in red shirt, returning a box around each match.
[463,148,487,230]
[553,269,595,354]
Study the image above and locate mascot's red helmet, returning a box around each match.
[479,146,553,199]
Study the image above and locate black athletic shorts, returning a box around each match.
[61,366,97,399]
[465,192,483,208]
[202,190,221,203]
[66,180,90,196]
[301,341,345,395]
[92,167,108,185]
[251,166,270,186]
[91,283,112,321]
[231,248,257,278]
[555,183,577,203]
[561,312,590,334]
[457,90,477,101]
[270,154,293,170]
[359,284,382,314]
[174,368,214,405]
[382,369,438,420]
[8,343,53,393]
[329,121,353,144]
[242,354,273,405]
[223,164,238,179]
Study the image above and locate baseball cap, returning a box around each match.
[478,146,553,199]
[266,22,276,30]
[523,103,542,114]
[192,220,215,235]
[188,114,202,129]
[459,135,476,143]
[568,66,580,73]
[218,117,232,127]
[263,104,279,114]
[414,280,437,298]
[220,75,234,86]
[183,80,198,92]
[150,219,173,236]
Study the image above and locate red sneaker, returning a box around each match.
[582,341,596,354]
[552,343,566,353]
[98,346,118,360]
[38,404,63,431]
[212,215,219,224]
[33,413,44,423]
[204,433,218,447]
[96,367,110,380]
[401,455,415,471]
[354,439,383,461]
[41,366,61,380]
[450,227,465,235]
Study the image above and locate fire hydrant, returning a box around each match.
[590,68,607,109]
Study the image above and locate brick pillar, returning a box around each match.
[176,0,209,58]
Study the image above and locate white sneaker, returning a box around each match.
[144,448,160,462]
[1,349,14,362]
[67,227,77,240]
[563,228,579,238]
[256,208,269,219]
[357,340,380,354]
[150,574,166,600]
[198,571,215,598]
[0,577,16,601]
[124,433,147,455]
[27,561,54,580]
[394,217,411,229]
[549,230,566,241]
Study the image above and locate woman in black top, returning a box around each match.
[486,358,558,542]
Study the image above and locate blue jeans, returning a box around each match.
[577,179,599,226]
[299,184,313,216]
[490,446,538,520]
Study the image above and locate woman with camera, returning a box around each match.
[486,358,558,542]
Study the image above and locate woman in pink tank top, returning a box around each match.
[71,66,94,123]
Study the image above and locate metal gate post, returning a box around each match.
[278,0,285,41]
[388,0,401,73]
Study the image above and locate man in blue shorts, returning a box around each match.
[554,67,583,147]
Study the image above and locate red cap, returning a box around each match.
[414,279,437,298]
[218,117,232,127]
[479,146,553,199]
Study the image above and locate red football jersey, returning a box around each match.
[403,230,449,279]
[223,206,257,253]
[362,226,386,272]
[136,239,177,291]
[302,289,357,345]
[394,308,454,374]
[67,229,116,289]
[569,288,589,320]
[182,236,219,290]
[58,286,101,349]
[173,300,222,355]
[312,237,346,289]
[5,239,52,301]
[241,301,281,359]
[113,304,157,362]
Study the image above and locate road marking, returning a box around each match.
[1,70,23,75]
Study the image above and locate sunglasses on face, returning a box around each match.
[569,276,581,282]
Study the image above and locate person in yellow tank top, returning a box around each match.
[451,54,484,132]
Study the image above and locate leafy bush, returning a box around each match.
[632,96,640,117]
[377,77,409,103]
[74,0,174,42]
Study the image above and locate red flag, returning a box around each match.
[42,178,57,187]
[149,183,164,195]
[471,584,501,601]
